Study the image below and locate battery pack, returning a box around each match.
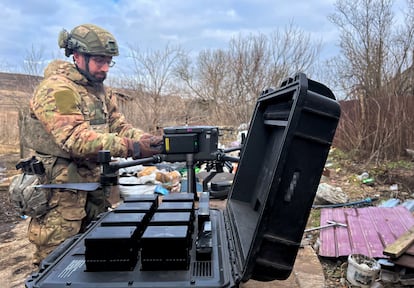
[162,192,195,203]
[141,225,191,270]
[149,212,193,234]
[85,226,139,271]
[157,201,194,221]
[164,133,198,154]
[114,201,156,214]
[123,194,159,209]
[100,212,148,236]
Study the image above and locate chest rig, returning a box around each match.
[24,79,111,158]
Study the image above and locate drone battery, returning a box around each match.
[114,201,155,215]
[100,212,148,235]
[162,192,195,203]
[85,226,139,271]
[141,225,190,270]
[163,126,219,162]
[149,212,193,234]
[157,201,194,221]
[163,133,199,154]
[123,194,159,209]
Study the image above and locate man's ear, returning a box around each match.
[73,52,81,62]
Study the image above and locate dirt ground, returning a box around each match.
[1,150,414,288]
[0,153,36,288]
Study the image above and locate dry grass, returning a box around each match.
[0,143,19,154]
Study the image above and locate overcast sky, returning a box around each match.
[0,0,408,77]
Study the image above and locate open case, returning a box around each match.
[25,73,341,288]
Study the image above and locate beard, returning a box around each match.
[76,66,107,83]
[93,72,107,82]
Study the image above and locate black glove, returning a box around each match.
[125,136,163,159]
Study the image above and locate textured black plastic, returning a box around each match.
[226,73,340,281]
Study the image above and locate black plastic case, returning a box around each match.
[25,73,340,288]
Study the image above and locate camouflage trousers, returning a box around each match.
[27,155,108,265]
[28,189,108,265]
[28,189,86,264]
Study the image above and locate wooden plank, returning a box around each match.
[405,243,414,256]
[384,226,414,258]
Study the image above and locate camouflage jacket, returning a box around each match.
[30,60,144,162]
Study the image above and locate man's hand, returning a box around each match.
[125,135,163,159]
[139,134,163,146]
[138,135,163,158]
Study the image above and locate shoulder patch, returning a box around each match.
[54,90,80,114]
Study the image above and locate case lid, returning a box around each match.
[226,73,340,282]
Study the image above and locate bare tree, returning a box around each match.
[23,44,47,77]
[329,0,390,161]
[328,0,394,96]
[267,23,321,84]
[125,44,187,133]
[176,48,230,124]
[7,46,45,157]
[328,0,414,162]
[0,59,13,72]
[176,27,321,126]
[391,0,414,94]
[225,34,271,124]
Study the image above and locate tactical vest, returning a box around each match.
[24,78,110,159]
[22,114,71,159]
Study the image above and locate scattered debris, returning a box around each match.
[312,197,377,209]
[390,184,399,191]
[314,182,349,205]
[401,199,414,212]
[379,198,401,207]
[362,178,375,186]
[356,172,370,181]
[305,220,347,232]
[317,202,414,287]
[405,148,414,159]
[346,254,380,288]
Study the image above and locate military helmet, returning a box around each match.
[58,24,119,57]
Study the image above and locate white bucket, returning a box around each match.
[347,254,380,287]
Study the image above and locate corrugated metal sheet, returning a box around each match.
[318,206,414,258]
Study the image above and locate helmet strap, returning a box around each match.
[75,54,104,83]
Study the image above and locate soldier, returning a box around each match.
[24,24,163,265]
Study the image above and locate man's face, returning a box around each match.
[74,52,114,82]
